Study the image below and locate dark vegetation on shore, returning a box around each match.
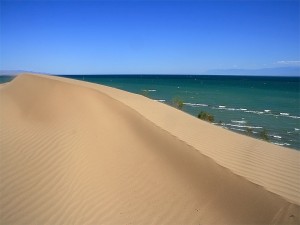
[197,111,214,122]
[141,92,271,143]
[172,97,184,110]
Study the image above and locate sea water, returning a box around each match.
[2,75,300,150]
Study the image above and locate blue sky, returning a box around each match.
[0,0,299,75]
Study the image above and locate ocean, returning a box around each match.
[2,75,299,150]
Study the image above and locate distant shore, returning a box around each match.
[0,73,299,224]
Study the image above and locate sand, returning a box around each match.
[0,73,299,224]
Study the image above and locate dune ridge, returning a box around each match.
[0,73,299,224]
[39,73,300,205]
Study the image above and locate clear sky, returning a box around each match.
[0,0,299,75]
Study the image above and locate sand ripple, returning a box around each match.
[0,74,299,224]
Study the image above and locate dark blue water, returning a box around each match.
[2,75,300,150]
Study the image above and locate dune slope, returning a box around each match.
[0,74,299,224]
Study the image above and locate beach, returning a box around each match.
[59,75,300,150]
[0,73,299,224]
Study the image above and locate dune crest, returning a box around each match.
[0,73,299,224]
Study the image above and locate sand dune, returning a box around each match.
[0,73,299,224]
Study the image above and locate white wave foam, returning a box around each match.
[154,99,166,102]
[142,89,156,92]
[295,128,300,131]
[280,113,289,116]
[225,124,263,129]
[271,135,282,139]
[245,110,264,115]
[231,120,247,124]
[288,115,300,119]
[229,127,247,132]
[212,104,298,121]
[217,106,247,111]
[272,142,291,146]
[183,103,208,107]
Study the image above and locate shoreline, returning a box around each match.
[1,74,299,150]
[1,73,299,224]
[56,74,300,150]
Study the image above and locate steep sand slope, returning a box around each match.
[0,74,299,224]
[39,73,300,205]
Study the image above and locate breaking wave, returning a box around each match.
[183,102,208,107]
[225,123,263,129]
[231,120,247,124]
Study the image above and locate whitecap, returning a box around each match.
[225,124,263,129]
[231,120,247,124]
[272,142,291,146]
[154,99,166,102]
[271,135,282,139]
[229,127,247,132]
[272,142,283,146]
[289,115,300,119]
[264,109,271,113]
[245,110,264,115]
[295,128,300,131]
[217,106,241,111]
[280,113,289,116]
[183,103,208,107]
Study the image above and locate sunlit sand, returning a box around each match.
[0,73,299,224]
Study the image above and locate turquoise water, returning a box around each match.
[2,75,299,150]
[0,76,15,83]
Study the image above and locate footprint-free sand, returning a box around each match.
[0,73,299,224]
